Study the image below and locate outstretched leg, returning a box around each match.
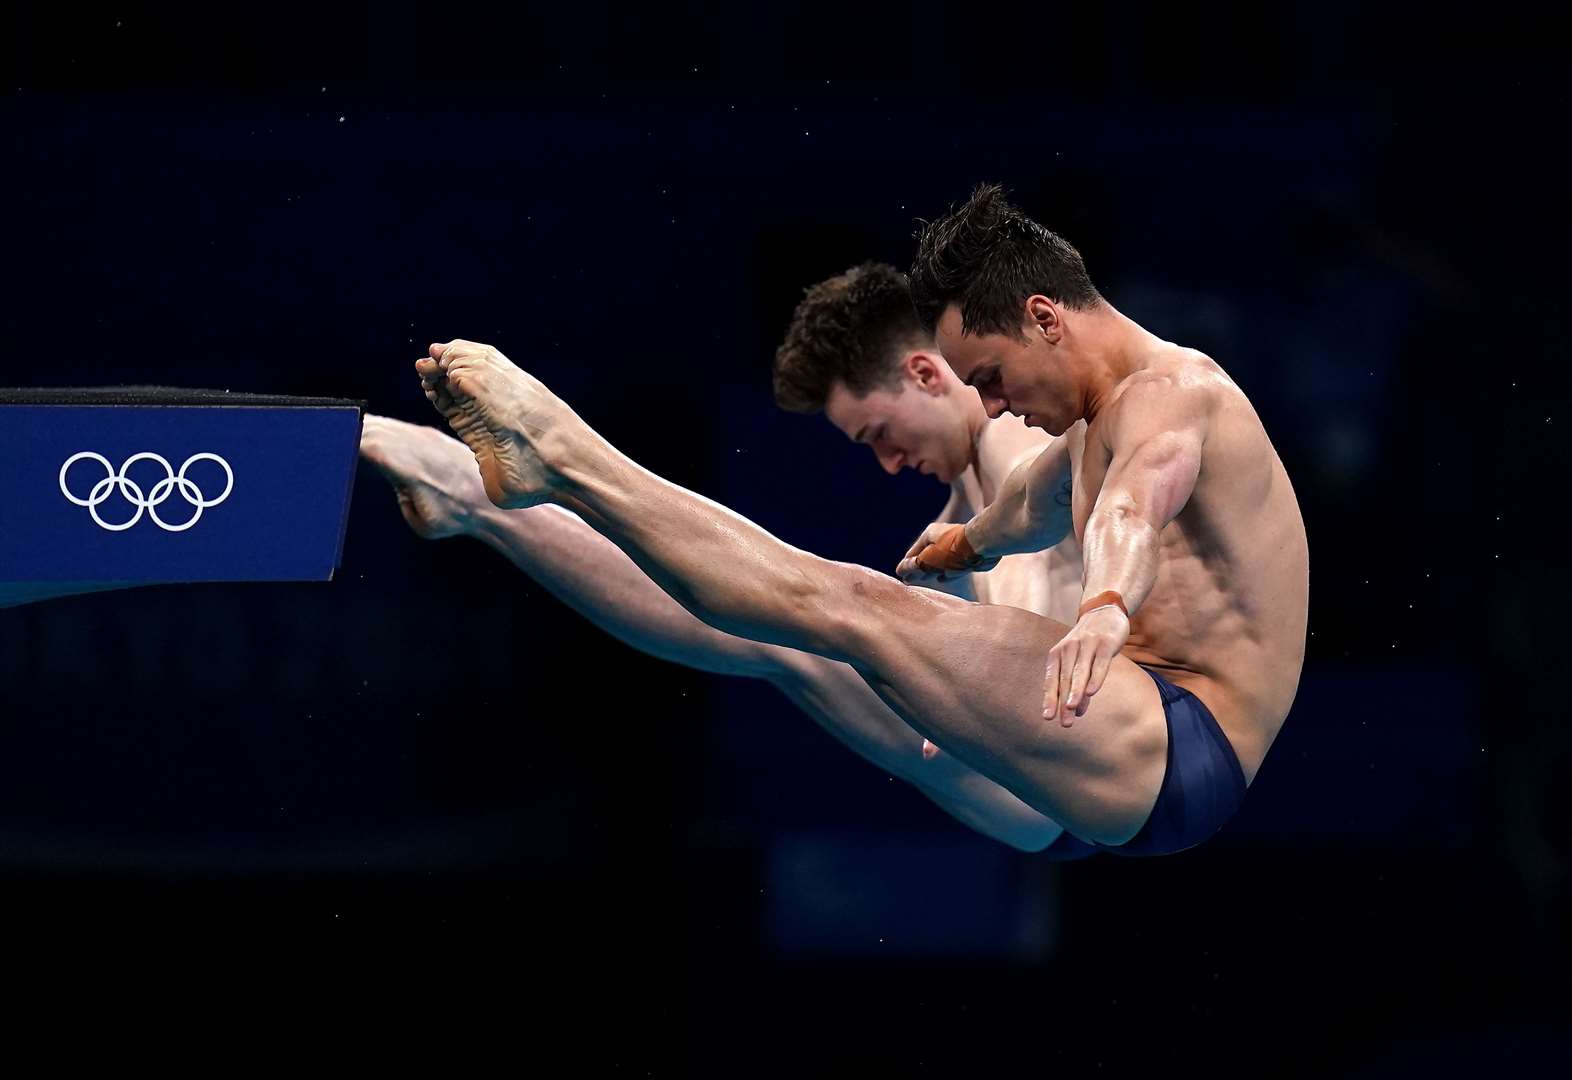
[417,341,1167,843]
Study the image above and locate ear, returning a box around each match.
[904,351,948,396]
[1025,294,1063,344]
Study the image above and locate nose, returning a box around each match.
[878,450,904,475]
[982,396,1009,420]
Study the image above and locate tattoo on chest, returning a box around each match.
[1053,478,1073,507]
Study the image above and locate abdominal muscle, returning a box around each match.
[1113,513,1306,786]
[975,508,1284,789]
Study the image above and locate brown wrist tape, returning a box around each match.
[1078,590,1129,619]
[915,526,983,573]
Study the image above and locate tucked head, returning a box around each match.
[773,262,984,484]
[910,184,1104,436]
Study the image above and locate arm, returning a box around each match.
[1079,381,1207,619]
[962,435,1076,559]
[895,436,1072,585]
[1043,377,1209,723]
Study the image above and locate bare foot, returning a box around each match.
[359,414,489,540]
[414,339,573,509]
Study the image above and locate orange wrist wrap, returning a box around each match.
[915,526,983,573]
[1078,590,1128,619]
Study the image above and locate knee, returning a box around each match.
[801,563,922,660]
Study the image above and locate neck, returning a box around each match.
[1075,303,1156,425]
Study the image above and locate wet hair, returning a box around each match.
[909,183,1101,339]
[773,262,928,414]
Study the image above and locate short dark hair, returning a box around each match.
[909,183,1101,338]
[773,262,927,414]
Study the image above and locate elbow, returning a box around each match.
[1088,501,1161,541]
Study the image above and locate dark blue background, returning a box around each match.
[3,2,1568,1073]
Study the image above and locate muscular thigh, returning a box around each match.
[838,569,1168,844]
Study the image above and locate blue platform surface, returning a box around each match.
[0,393,363,583]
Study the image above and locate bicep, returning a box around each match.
[1093,391,1207,530]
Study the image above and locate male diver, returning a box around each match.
[363,262,1083,852]
[409,185,1308,855]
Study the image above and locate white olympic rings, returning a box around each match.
[58,451,234,532]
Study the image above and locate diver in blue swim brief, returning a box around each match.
[408,190,1307,856]
[895,186,1309,851]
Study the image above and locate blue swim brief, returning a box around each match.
[1041,665,1247,860]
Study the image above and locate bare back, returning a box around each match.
[1071,347,1309,780]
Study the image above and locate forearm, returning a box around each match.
[965,443,1073,559]
[1079,507,1163,615]
[767,654,1063,852]
[467,502,780,678]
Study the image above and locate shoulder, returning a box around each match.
[1103,353,1222,448]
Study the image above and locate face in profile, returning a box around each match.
[934,301,1077,436]
[823,354,973,484]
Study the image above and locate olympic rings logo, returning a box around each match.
[58,452,234,532]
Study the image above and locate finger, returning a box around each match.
[903,527,932,560]
[1067,645,1114,726]
[1043,644,1068,720]
[1056,641,1081,721]
[1064,656,1089,725]
[913,542,969,578]
[415,357,443,376]
[1084,644,1116,702]
[1065,646,1089,712]
[1064,651,1098,726]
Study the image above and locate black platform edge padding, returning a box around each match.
[0,386,365,409]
